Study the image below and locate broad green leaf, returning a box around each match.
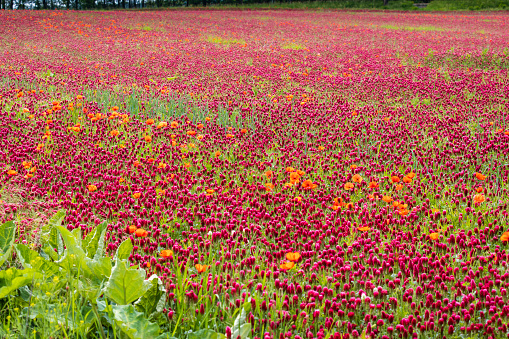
[55,226,92,276]
[0,268,40,299]
[77,278,104,303]
[0,221,16,266]
[232,308,251,339]
[114,238,133,261]
[104,259,150,305]
[86,257,112,280]
[134,274,166,316]
[42,244,59,261]
[111,304,160,339]
[19,285,32,302]
[82,221,108,259]
[15,244,60,278]
[188,329,226,339]
[155,335,178,339]
[42,210,65,248]
[232,324,251,339]
[71,228,82,247]
[47,210,66,229]
[49,227,64,256]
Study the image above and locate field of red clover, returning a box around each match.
[1,8,509,339]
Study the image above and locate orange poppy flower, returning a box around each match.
[184,163,191,169]
[407,172,416,179]
[368,181,379,189]
[382,196,393,203]
[135,228,148,237]
[157,121,168,129]
[144,135,152,143]
[110,129,119,137]
[475,187,483,193]
[332,197,345,210]
[318,146,325,151]
[197,124,204,129]
[286,252,301,262]
[296,170,306,176]
[226,134,234,138]
[146,119,154,125]
[196,264,209,273]
[351,164,357,170]
[87,184,97,192]
[158,162,167,169]
[170,121,178,128]
[290,172,300,182]
[265,183,275,191]
[500,232,509,242]
[430,233,439,241]
[133,161,141,167]
[128,225,137,234]
[286,167,295,173]
[133,192,141,199]
[398,209,409,216]
[160,250,174,258]
[302,180,317,190]
[22,161,32,169]
[396,184,403,190]
[352,174,362,183]
[476,172,486,180]
[214,151,221,158]
[280,262,295,270]
[206,189,215,195]
[205,117,211,121]
[147,158,155,164]
[7,170,17,176]
[358,226,370,232]
[241,129,247,134]
[473,194,485,204]
[265,170,273,178]
[344,182,354,190]
[391,176,400,183]
[403,176,412,183]
[187,130,196,136]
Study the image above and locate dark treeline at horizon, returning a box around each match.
[0,0,399,11]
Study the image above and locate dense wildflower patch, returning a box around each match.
[1,9,509,339]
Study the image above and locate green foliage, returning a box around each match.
[105,258,151,305]
[231,308,251,339]
[111,304,160,338]
[0,221,16,267]
[0,211,167,338]
[82,221,108,259]
[0,268,40,299]
[426,0,509,10]
[135,275,167,316]
[115,238,134,261]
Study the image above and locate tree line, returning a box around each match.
[0,0,396,10]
